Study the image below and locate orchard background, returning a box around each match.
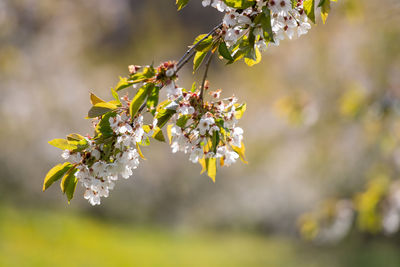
[1,0,400,266]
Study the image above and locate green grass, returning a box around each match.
[0,206,399,267]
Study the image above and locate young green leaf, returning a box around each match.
[66,133,85,142]
[199,157,207,174]
[167,124,173,144]
[193,51,207,72]
[43,162,73,191]
[318,0,335,24]
[114,76,133,91]
[218,41,234,61]
[191,82,197,92]
[95,112,115,140]
[235,103,247,119]
[193,34,214,52]
[155,108,176,128]
[88,102,117,118]
[61,168,78,203]
[68,139,89,152]
[260,7,274,42]
[48,139,77,151]
[244,47,262,66]
[129,66,155,83]
[136,143,146,160]
[176,115,190,128]
[111,88,122,106]
[232,142,248,164]
[176,0,190,10]
[223,0,255,9]
[130,84,151,118]
[211,132,220,153]
[90,93,105,105]
[206,157,217,183]
[152,127,166,142]
[303,0,316,23]
[146,84,159,116]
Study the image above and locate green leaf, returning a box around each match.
[176,115,190,128]
[206,157,217,183]
[228,36,250,64]
[248,27,256,48]
[68,139,89,152]
[211,132,220,153]
[228,49,246,64]
[259,7,274,42]
[156,109,176,128]
[90,93,105,105]
[130,84,151,118]
[88,102,117,118]
[146,84,159,116]
[136,143,146,160]
[318,0,332,24]
[111,88,121,106]
[48,139,77,151]
[193,51,207,72]
[167,124,173,144]
[61,168,78,203]
[130,66,155,82]
[191,82,197,92]
[125,66,156,89]
[139,136,150,146]
[96,112,115,140]
[153,127,165,142]
[193,34,213,52]
[43,162,73,191]
[244,47,261,66]
[66,134,89,152]
[155,99,177,128]
[218,41,234,61]
[232,142,248,164]
[66,133,85,142]
[303,0,316,23]
[115,68,155,92]
[291,0,298,8]
[176,0,190,10]
[49,136,88,152]
[114,76,133,91]
[223,0,255,9]
[235,103,247,119]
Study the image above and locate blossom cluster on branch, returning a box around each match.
[43,0,336,205]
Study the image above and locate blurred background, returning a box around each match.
[1,0,400,266]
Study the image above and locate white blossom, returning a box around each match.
[198,115,215,135]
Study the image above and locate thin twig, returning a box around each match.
[200,52,214,102]
[175,49,197,74]
[176,22,223,71]
[137,23,223,114]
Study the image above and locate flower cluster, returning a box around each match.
[164,80,246,175]
[60,110,145,205]
[203,0,312,50]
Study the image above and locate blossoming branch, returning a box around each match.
[43,0,336,205]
